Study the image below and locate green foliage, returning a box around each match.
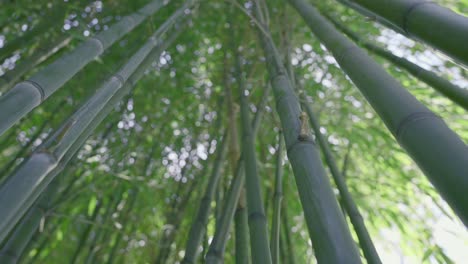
[0,0,466,263]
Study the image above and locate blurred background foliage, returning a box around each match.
[0,0,466,263]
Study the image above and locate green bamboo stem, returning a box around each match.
[253,1,362,262]
[181,134,228,264]
[335,0,405,34]
[270,132,283,264]
[205,160,244,264]
[106,189,138,264]
[338,144,352,220]
[281,207,296,264]
[0,100,65,178]
[0,23,186,243]
[0,0,169,136]
[279,231,286,264]
[0,126,115,264]
[84,187,124,264]
[23,221,60,264]
[326,14,468,111]
[236,54,272,264]
[155,169,203,264]
[234,189,250,264]
[224,67,251,264]
[8,127,116,263]
[301,98,382,264]
[70,199,102,264]
[345,0,468,65]
[0,177,59,264]
[0,34,72,94]
[289,0,468,226]
[104,140,154,263]
[205,85,270,263]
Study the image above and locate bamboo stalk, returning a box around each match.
[106,190,138,264]
[0,34,72,93]
[155,164,203,264]
[345,0,468,65]
[325,13,468,111]
[70,199,103,264]
[301,95,382,264]
[236,59,272,264]
[234,188,250,264]
[0,177,59,264]
[270,132,283,264]
[0,100,65,178]
[335,0,405,34]
[84,187,124,264]
[289,0,468,226]
[181,134,228,264]
[252,1,362,262]
[0,0,169,136]
[205,85,270,263]
[7,128,116,263]
[281,207,296,264]
[0,22,187,243]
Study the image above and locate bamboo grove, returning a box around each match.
[0,0,466,263]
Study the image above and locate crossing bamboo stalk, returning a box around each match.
[270,132,283,264]
[181,134,228,264]
[0,21,187,243]
[0,0,169,136]
[325,13,468,111]
[253,0,362,262]
[344,0,468,65]
[0,34,71,93]
[205,85,270,263]
[289,0,468,226]
[236,52,272,264]
[301,93,382,264]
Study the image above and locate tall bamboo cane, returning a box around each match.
[0,0,169,136]
[0,100,66,178]
[270,132,283,264]
[205,85,270,263]
[301,93,382,264]
[325,13,468,111]
[181,134,228,264]
[84,187,124,264]
[252,0,362,262]
[344,0,468,65]
[106,190,138,264]
[0,34,71,93]
[289,0,468,226]
[0,20,187,243]
[70,199,103,264]
[236,53,272,264]
[234,189,250,264]
[335,0,405,34]
[0,177,59,264]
